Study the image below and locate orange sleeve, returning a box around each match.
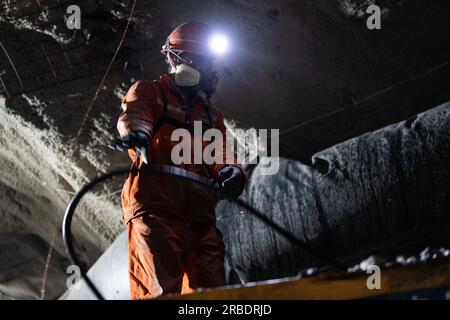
[210,111,247,194]
[116,80,162,139]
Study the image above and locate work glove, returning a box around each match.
[217,166,244,199]
[111,131,150,164]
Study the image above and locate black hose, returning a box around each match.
[62,168,129,300]
[62,165,347,300]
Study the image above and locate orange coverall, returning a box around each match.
[117,74,245,299]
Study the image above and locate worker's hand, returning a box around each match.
[121,131,150,164]
[217,166,244,199]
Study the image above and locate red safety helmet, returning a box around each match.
[161,21,212,57]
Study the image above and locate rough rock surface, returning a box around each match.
[0,0,449,299]
[0,234,68,299]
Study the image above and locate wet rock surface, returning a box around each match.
[0,0,449,298]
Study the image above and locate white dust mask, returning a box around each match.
[174,63,201,87]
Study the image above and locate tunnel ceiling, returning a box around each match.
[0,0,449,299]
[0,0,449,160]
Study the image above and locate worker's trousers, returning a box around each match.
[127,212,226,300]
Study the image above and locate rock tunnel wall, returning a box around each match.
[0,234,68,299]
[0,0,449,299]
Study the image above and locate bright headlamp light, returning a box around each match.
[209,33,229,56]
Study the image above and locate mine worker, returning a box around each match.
[116,21,246,300]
